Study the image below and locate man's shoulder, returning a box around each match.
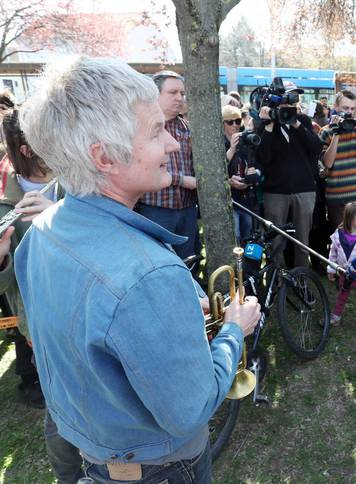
[31,198,185,294]
[166,116,190,136]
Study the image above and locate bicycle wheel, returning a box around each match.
[278,267,330,359]
[209,398,240,461]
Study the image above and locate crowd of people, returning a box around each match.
[221,84,356,325]
[0,57,354,484]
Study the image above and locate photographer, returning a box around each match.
[223,105,261,242]
[255,81,323,267]
[319,90,356,230]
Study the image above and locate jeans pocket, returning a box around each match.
[143,462,193,484]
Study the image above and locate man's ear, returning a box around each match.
[90,143,119,174]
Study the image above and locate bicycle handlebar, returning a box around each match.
[244,223,296,246]
[184,254,203,270]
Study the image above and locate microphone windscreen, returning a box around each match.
[244,243,263,261]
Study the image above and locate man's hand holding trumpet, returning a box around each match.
[224,247,261,337]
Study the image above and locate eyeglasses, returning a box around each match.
[224,119,241,126]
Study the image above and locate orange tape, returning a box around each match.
[0,316,18,329]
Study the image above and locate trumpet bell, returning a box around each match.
[226,369,256,400]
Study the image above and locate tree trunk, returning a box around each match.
[172,0,241,277]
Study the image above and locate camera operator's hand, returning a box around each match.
[330,114,343,125]
[246,167,257,175]
[226,133,242,161]
[329,114,343,136]
[229,175,248,190]
[224,292,261,337]
[259,106,274,132]
[231,132,242,148]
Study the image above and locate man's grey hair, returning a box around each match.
[152,70,184,93]
[19,57,159,196]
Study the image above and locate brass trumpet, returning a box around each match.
[205,249,256,400]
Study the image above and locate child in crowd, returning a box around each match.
[0,109,59,407]
[327,201,356,325]
[0,110,84,483]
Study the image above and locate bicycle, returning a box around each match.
[243,223,330,363]
[185,222,331,460]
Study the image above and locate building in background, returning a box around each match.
[0,10,178,103]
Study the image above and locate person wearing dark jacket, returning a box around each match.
[223,105,261,242]
[256,86,323,267]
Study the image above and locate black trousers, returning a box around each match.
[14,329,39,385]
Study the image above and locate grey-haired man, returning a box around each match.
[15,57,260,484]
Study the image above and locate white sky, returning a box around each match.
[70,0,268,61]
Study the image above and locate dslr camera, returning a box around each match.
[239,130,261,147]
[249,76,299,125]
[238,130,261,185]
[330,112,356,134]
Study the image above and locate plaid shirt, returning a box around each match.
[140,116,197,209]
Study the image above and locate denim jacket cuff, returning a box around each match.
[218,322,244,346]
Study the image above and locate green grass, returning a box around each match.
[0,275,355,484]
[213,277,356,484]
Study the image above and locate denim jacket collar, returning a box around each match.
[65,193,187,247]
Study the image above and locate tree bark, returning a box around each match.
[172,0,241,277]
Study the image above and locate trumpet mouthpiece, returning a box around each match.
[233,247,244,257]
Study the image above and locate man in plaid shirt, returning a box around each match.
[138,71,200,260]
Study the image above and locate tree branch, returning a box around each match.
[221,0,242,20]
[0,48,42,63]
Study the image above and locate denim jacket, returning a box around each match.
[15,194,244,463]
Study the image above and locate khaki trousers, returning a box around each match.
[264,192,316,267]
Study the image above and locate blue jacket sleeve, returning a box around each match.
[106,265,243,438]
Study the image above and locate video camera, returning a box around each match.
[249,76,299,125]
[330,112,356,135]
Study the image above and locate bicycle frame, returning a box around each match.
[245,263,278,353]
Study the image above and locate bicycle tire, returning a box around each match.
[209,398,240,461]
[278,267,330,359]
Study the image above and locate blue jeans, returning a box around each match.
[233,207,253,242]
[45,409,84,484]
[138,204,200,260]
[78,441,212,484]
